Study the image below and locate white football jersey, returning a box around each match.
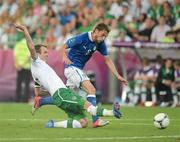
[31,57,67,96]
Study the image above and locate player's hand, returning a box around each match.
[118,76,128,86]
[63,55,72,64]
[14,23,27,32]
[15,64,22,71]
[163,80,172,86]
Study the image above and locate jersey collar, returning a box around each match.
[88,31,93,42]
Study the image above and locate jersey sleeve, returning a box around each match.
[66,36,82,49]
[97,41,108,56]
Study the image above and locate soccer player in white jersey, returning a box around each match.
[14,23,121,128]
[60,22,128,128]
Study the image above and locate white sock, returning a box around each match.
[141,87,147,102]
[173,95,178,104]
[103,109,113,116]
[133,95,139,104]
[87,105,97,116]
[152,94,156,103]
[134,86,141,94]
[54,120,82,128]
[72,120,82,128]
[54,120,67,128]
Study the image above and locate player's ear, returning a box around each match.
[93,29,98,34]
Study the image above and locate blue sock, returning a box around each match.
[39,96,53,106]
[87,95,99,123]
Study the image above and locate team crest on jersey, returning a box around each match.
[69,38,75,43]
[85,49,91,55]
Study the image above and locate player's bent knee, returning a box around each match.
[79,118,88,128]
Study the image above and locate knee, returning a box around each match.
[79,118,88,128]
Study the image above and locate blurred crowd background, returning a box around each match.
[0,0,180,107]
[0,0,180,48]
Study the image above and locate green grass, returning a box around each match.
[0,103,180,142]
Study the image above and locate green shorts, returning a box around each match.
[52,88,86,120]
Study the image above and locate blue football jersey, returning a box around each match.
[65,32,108,69]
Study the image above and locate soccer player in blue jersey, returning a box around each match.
[60,23,128,128]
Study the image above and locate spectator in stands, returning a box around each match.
[59,5,76,26]
[0,10,10,28]
[150,55,163,105]
[45,28,57,50]
[153,55,163,78]
[39,16,49,36]
[9,0,19,18]
[23,7,39,33]
[56,26,72,50]
[156,58,174,107]
[12,9,24,24]
[41,0,56,17]
[33,27,45,44]
[18,0,27,15]
[14,38,31,102]
[172,0,180,20]
[45,6,56,18]
[108,0,123,19]
[0,0,18,17]
[147,0,163,20]
[49,17,61,38]
[134,17,155,41]
[171,60,180,107]
[106,19,120,45]
[134,57,155,106]
[117,29,132,42]
[0,26,9,49]
[32,0,42,17]
[151,16,171,42]
[130,0,149,20]
[162,1,176,27]
[175,29,180,42]
[77,18,91,33]
[0,1,8,16]
[160,31,175,43]
[122,2,133,24]
[7,25,18,49]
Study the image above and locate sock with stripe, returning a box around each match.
[87,95,99,123]
[54,119,82,128]
[39,96,53,106]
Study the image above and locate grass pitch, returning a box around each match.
[0,103,180,142]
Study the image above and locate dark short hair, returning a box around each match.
[34,44,47,53]
[93,22,110,33]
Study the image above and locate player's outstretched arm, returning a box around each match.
[104,56,128,85]
[59,44,72,64]
[14,23,37,60]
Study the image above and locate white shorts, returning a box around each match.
[64,66,90,88]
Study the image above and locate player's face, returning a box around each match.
[94,29,108,43]
[40,47,48,62]
[174,63,180,70]
[165,59,172,68]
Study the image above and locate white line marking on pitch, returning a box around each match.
[2,119,179,126]
[0,135,180,141]
[0,119,152,126]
